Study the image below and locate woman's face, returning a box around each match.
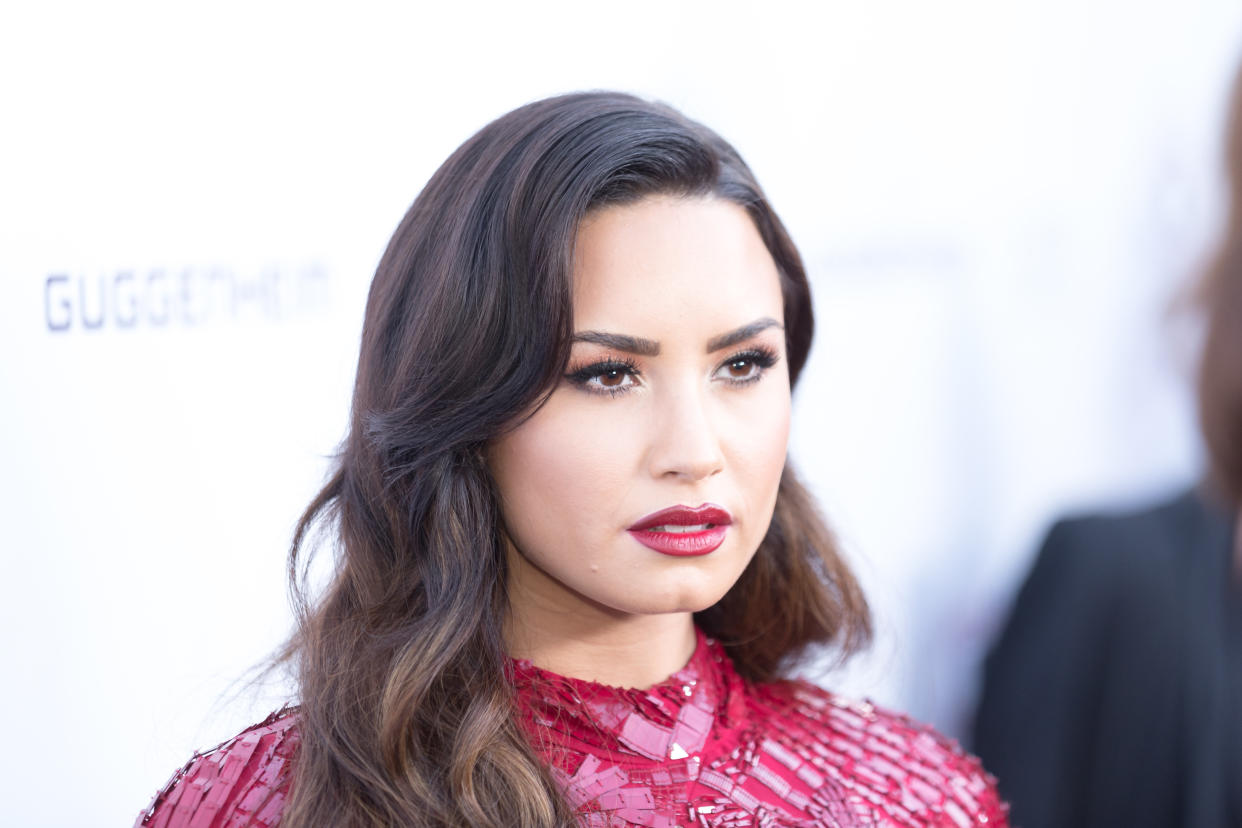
[489,195,791,622]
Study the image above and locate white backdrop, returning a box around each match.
[2,2,1239,824]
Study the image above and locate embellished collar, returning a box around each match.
[507,628,749,767]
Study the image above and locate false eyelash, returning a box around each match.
[563,345,782,396]
[563,355,641,391]
[726,346,779,369]
[716,346,779,386]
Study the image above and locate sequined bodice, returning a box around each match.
[136,630,1007,827]
[509,630,1007,827]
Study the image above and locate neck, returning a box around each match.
[504,547,697,689]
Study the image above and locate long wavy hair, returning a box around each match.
[280,91,871,828]
[1200,67,1242,505]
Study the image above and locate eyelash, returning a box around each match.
[563,346,780,397]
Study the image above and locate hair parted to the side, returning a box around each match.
[280,91,871,828]
[1199,67,1242,506]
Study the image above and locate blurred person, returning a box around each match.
[133,93,1008,827]
[971,67,1242,828]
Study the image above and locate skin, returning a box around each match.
[490,195,792,688]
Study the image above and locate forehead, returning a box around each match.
[571,196,784,331]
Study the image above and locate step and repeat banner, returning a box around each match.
[2,2,1239,824]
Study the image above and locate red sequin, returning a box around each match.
[508,630,1009,827]
[135,709,298,828]
[136,631,1008,827]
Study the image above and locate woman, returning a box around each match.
[971,65,1242,828]
[136,92,1007,827]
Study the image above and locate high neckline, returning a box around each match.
[508,626,711,694]
[507,627,748,766]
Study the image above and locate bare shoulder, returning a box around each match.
[765,680,1010,826]
[134,708,300,828]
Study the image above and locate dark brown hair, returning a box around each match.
[1199,68,1242,505]
[281,91,871,827]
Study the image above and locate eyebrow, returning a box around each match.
[705,317,783,353]
[570,317,783,356]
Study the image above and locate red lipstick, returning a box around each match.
[627,504,732,557]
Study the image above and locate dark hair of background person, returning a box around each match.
[1199,67,1242,506]
[276,92,873,828]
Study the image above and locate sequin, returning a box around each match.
[133,709,298,828]
[510,629,1008,827]
[136,631,1008,827]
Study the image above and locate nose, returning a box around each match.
[646,384,725,482]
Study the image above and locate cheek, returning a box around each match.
[731,375,791,455]
[489,399,636,552]
[724,378,791,516]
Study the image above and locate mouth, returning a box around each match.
[627,504,732,557]
[641,523,717,533]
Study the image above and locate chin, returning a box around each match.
[615,577,734,616]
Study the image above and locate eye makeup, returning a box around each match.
[713,346,779,385]
[564,354,642,395]
[563,343,781,397]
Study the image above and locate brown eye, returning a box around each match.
[712,348,777,385]
[716,357,758,382]
[598,368,628,388]
[565,358,641,395]
[725,359,755,379]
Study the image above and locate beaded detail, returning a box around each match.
[509,630,1008,827]
[135,709,298,828]
[136,634,1007,827]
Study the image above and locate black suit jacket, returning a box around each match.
[971,487,1241,828]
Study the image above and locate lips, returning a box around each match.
[627,504,732,557]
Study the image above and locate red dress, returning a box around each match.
[137,630,1007,827]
